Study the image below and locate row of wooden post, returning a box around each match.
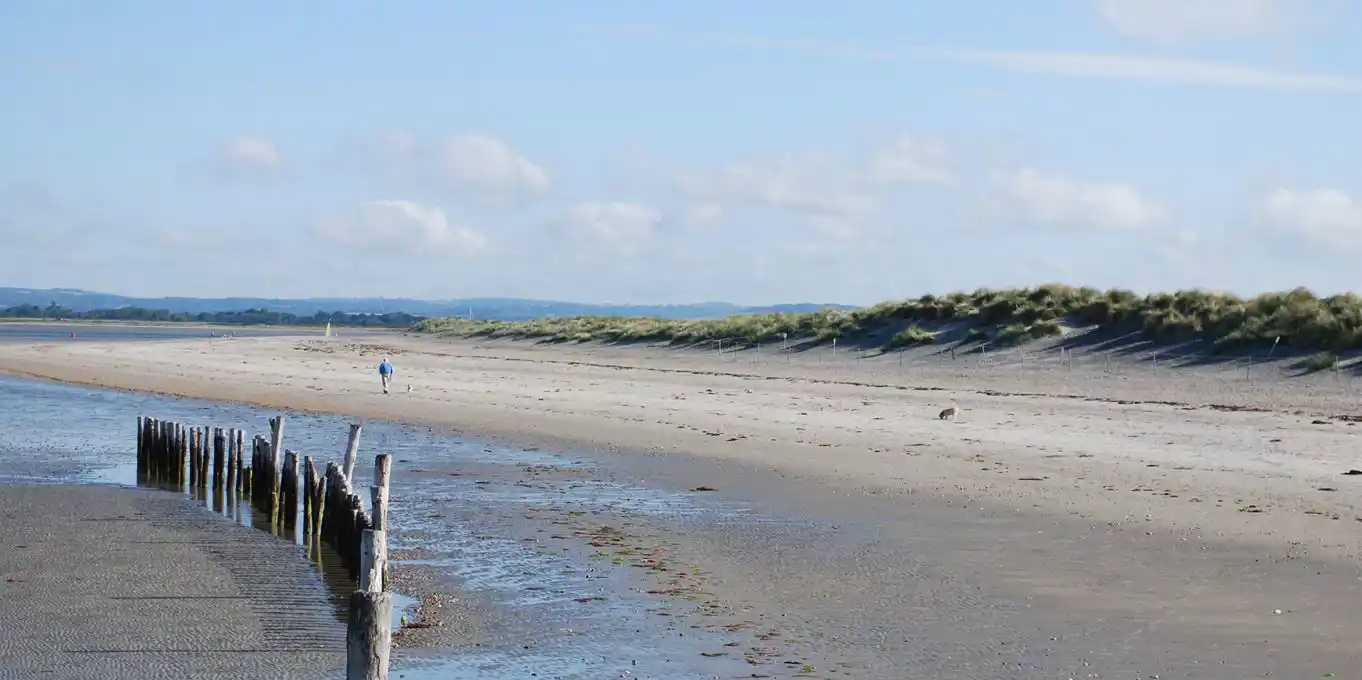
[137,418,248,496]
[137,414,394,680]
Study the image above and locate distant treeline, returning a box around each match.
[0,303,422,328]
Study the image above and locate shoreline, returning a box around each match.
[1,335,1359,559]
[5,335,1362,676]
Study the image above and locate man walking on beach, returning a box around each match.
[378,357,394,394]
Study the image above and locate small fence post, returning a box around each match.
[347,530,392,679]
[342,423,363,482]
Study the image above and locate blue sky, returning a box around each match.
[3,0,1361,305]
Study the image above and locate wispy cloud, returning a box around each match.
[1093,0,1307,45]
[583,25,1362,93]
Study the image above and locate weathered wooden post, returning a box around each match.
[251,436,262,509]
[170,421,179,485]
[213,428,226,491]
[342,423,363,481]
[234,430,245,495]
[370,453,392,591]
[188,428,199,489]
[307,457,324,544]
[197,427,207,490]
[302,455,315,538]
[225,429,237,500]
[283,450,300,531]
[175,421,183,485]
[136,416,145,480]
[254,435,269,513]
[347,529,392,680]
[199,427,210,489]
[269,417,285,527]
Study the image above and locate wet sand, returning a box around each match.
[2,335,1361,677]
[0,485,346,680]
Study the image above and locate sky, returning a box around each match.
[3,0,1362,306]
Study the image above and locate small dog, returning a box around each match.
[938,403,959,421]
[406,384,413,394]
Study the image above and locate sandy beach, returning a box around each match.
[3,334,1361,677]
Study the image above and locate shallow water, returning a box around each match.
[0,322,317,343]
[0,374,763,678]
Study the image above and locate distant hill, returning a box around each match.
[0,287,859,321]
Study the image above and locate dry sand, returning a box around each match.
[2,335,1361,677]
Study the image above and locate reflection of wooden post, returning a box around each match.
[342,423,363,481]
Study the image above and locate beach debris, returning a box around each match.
[691,486,717,492]
[1343,469,1362,476]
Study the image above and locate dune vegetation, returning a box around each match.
[414,285,1362,355]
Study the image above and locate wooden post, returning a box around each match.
[136,416,145,481]
[225,429,237,500]
[359,529,384,592]
[310,459,324,544]
[303,455,315,538]
[283,450,300,530]
[178,424,188,488]
[213,428,226,491]
[234,430,245,495]
[346,590,392,680]
[198,427,209,489]
[347,528,391,679]
[252,436,264,510]
[370,453,392,590]
[269,417,284,528]
[370,454,391,533]
[170,421,179,485]
[342,423,363,482]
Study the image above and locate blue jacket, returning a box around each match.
[378,361,393,375]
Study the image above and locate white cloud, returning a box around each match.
[346,133,550,207]
[1094,0,1304,45]
[1001,168,1168,230]
[669,135,953,237]
[313,200,488,256]
[593,27,1362,93]
[677,154,875,218]
[865,136,956,187]
[218,135,283,175]
[1258,188,1362,249]
[914,46,1362,92]
[559,201,663,254]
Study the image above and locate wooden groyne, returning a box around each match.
[135,414,394,680]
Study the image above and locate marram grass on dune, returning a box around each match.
[414,285,1362,355]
